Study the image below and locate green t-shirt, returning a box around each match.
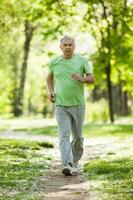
[49,54,92,106]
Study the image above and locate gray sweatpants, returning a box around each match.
[55,105,85,166]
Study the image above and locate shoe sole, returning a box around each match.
[62,168,72,176]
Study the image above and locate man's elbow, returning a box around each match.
[46,73,53,83]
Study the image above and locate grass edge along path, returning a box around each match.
[10,124,133,138]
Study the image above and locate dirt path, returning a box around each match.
[0,130,119,200]
[40,138,118,200]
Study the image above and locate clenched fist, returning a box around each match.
[48,92,55,103]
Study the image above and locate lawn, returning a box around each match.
[83,123,133,200]
[84,157,133,200]
[12,123,133,138]
[0,138,53,200]
[1,118,133,138]
[0,118,133,200]
[84,124,133,137]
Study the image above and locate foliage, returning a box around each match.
[0,0,132,118]
[82,0,133,93]
[85,98,109,122]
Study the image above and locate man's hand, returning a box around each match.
[48,92,55,103]
[85,75,95,83]
[71,73,95,84]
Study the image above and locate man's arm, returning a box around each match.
[71,73,95,84]
[46,72,55,102]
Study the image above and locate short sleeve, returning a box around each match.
[83,57,93,75]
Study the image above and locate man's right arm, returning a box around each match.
[46,72,55,103]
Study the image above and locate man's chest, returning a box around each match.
[53,61,84,76]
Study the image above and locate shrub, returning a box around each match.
[85,98,109,122]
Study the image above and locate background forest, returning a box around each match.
[0,1,133,200]
[0,0,133,123]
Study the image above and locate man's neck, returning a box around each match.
[63,53,75,59]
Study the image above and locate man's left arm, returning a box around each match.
[71,73,95,84]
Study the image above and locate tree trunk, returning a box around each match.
[14,21,34,116]
[106,62,114,122]
[101,0,114,123]
[123,91,128,115]
[11,53,19,115]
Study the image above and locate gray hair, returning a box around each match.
[60,35,74,44]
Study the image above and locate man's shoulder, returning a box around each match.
[75,54,88,63]
[74,54,88,61]
[50,56,63,65]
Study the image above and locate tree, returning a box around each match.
[81,0,133,122]
[0,0,77,116]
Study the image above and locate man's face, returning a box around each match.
[60,39,75,58]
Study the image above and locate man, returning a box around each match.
[46,35,95,176]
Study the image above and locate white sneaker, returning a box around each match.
[74,161,80,169]
[71,166,79,173]
[62,165,72,176]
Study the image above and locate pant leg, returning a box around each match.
[55,106,74,166]
[70,105,85,163]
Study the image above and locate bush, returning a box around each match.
[85,98,109,122]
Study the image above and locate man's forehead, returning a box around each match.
[62,39,74,44]
[60,36,74,44]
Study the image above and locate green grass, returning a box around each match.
[84,157,133,200]
[83,124,133,200]
[83,124,133,137]
[0,139,53,200]
[11,124,133,138]
[13,126,58,137]
[0,117,133,138]
[0,120,133,199]
[0,138,54,150]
